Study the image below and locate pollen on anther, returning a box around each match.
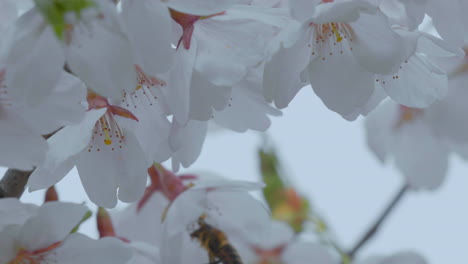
[104,139,112,145]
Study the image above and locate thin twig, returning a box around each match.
[348,183,410,258]
[0,169,33,198]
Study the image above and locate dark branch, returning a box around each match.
[0,169,33,198]
[348,183,409,258]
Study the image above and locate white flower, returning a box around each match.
[0,201,132,264]
[160,180,270,264]
[365,46,468,190]
[0,68,87,170]
[264,0,411,119]
[28,93,148,208]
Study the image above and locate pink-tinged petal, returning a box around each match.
[0,225,21,263]
[76,127,147,208]
[282,242,335,264]
[6,11,65,105]
[0,110,47,170]
[169,120,208,172]
[163,41,197,124]
[122,0,174,75]
[0,199,38,230]
[350,10,405,74]
[17,202,88,251]
[214,79,281,132]
[27,108,106,191]
[110,105,139,121]
[379,52,448,108]
[16,71,87,135]
[66,6,136,100]
[364,100,399,163]
[56,233,132,264]
[288,0,320,22]
[308,44,375,119]
[393,120,449,190]
[263,23,312,109]
[189,72,231,121]
[164,0,236,16]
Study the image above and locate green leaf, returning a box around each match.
[33,0,96,39]
[259,149,285,210]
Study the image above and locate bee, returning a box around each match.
[190,214,243,264]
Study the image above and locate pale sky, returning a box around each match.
[8,86,468,264]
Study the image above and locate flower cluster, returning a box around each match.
[0,0,467,263]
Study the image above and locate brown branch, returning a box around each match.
[0,169,33,198]
[348,183,409,259]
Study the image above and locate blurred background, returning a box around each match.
[6,86,468,263]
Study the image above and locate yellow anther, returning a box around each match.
[333,27,343,42]
[103,128,112,145]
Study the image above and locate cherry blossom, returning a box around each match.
[0,201,132,264]
[365,47,468,190]
[160,180,270,264]
[28,92,148,208]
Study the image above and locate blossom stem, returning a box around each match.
[348,183,410,259]
[0,169,32,198]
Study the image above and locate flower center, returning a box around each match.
[395,105,423,128]
[87,91,138,152]
[8,242,61,264]
[121,65,165,109]
[309,22,354,60]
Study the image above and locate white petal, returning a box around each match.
[263,23,312,108]
[379,52,448,108]
[350,10,405,74]
[0,110,47,170]
[288,0,320,22]
[189,72,231,121]
[67,12,136,100]
[6,11,64,105]
[427,0,465,50]
[27,108,106,191]
[308,46,375,118]
[0,198,38,230]
[0,225,21,263]
[76,128,147,208]
[114,193,168,247]
[214,80,281,132]
[194,17,273,87]
[393,120,449,190]
[170,120,208,171]
[424,76,468,142]
[164,41,197,124]
[122,0,174,75]
[16,71,87,135]
[56,233,132,264]
[18,202,88,251]
[364,100,399,163]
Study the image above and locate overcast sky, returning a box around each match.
[9,86,468,264]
